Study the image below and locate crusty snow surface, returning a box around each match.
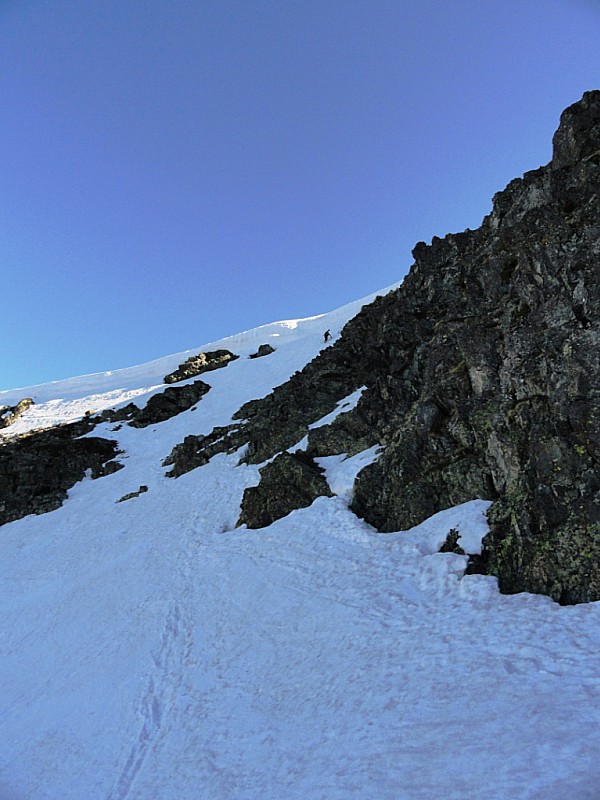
[1,287,600,800]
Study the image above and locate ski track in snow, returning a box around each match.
[1,288,600,799]
[107,534,195,800]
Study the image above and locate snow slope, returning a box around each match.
[1,285,600,800]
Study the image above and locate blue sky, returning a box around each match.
[2,0,600,390]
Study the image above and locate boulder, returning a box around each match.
[249,344,275,359]
[237,451,333,529]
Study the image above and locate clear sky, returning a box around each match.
[2,0,600,390]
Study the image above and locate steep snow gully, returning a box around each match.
[1,284,600,800]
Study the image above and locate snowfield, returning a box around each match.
[1,286,600,800]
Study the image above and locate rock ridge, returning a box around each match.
[164,90,600,604]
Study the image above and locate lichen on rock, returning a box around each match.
[0,398,34,430]
[163,350,239,384]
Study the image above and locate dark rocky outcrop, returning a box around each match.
[249,344,276,359]
[0,421,123,526]
[162,424,242,478]
[128,381,210,428]
[231,334,381,464]
[91,380,211,429]
[348,91,600,604]
[0,378,209,526]
[161,343,376,477]
[237,450,333,529]
[163,91,600,604]
[163,350,239,384]
[551,92,600,169]
[0,398,34,429]
[306,400,375,459]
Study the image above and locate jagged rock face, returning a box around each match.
[237,451,333,529]
[0,422,122,526]
[552,90,600,169]
[163,350,239,384]
[234,354,366,464]
[350,91,600,604]
[163,91,600,604]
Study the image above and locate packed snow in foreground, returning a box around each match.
[1,286,600,800]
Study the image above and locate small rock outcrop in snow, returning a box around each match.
[237,450,333,529]
[439,529,465,555]
[117,485,149,503]
[248,343,276,359]
[0,398,34,429]
[126,380,211,428]
[163,350,239,384]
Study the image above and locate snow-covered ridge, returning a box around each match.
[0,283,399,436]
